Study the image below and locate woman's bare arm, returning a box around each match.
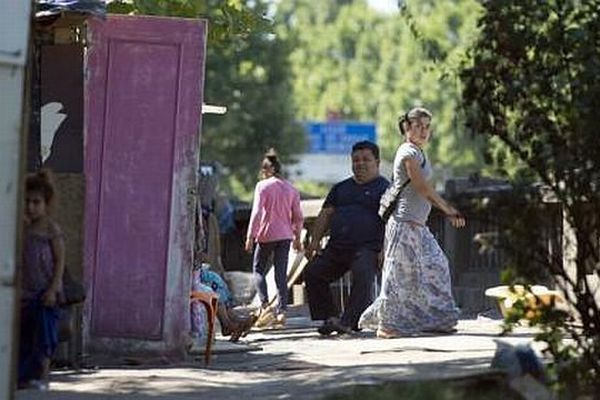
[43,229,66,306]
[404,158,465,228]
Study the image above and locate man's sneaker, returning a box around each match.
[317,317,351,336]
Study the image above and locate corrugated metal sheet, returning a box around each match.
[36,0,106,18]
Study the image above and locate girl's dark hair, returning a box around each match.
[261,148,282,175]
[397,106,433,135]
[25,169,56,205]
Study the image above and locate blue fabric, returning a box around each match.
[515,344,546,382]
[199,268,233,308]
[217,200,236,235]
[18,300,59,383]
[324,176,389,251]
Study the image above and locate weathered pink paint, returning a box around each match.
[84,15,206,354]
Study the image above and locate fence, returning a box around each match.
[221,188,565,316]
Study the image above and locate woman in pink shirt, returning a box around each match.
[245,150,303,325]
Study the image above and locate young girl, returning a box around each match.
[19,169,65,390]
[245,149,303,326]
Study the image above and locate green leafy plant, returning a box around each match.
[107,0,273,44]
[460,0,600,394]
[276,0,486,177]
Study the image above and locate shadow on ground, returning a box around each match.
[16,312,531,400]
[16,350,508,400]
[323,373,522,400]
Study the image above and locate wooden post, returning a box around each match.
[0,1,32,397]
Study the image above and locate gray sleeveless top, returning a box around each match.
[392,142,433,225]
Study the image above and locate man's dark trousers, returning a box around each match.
[304,246,378,329]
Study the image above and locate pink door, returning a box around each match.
[84,15,206,351]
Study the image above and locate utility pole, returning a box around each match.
[0,1,32,398]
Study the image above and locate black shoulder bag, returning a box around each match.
[61,268,86,306]
[378,150,426,223]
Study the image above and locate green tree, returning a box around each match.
[201,3,305,197]
[460,0,600,393]
[276,0,485,181]
[107,0,272,43]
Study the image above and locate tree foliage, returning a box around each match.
[201,2,305,197]
[461,0,600,393]
[275,0,485,180]
[107,0,272,43]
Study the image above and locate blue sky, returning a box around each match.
[268,0,400,17]
[367,0,400,14]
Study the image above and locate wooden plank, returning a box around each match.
[85,15,207,354]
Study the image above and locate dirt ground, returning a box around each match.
[15,306,540,400]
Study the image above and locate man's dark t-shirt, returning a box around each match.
[324,176,390,252]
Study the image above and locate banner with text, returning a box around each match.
[305,121,377,154]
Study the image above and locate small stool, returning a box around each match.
[190,291,219,366]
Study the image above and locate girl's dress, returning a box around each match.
[19,222,63,383]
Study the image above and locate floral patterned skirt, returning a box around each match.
[359,220,459,335]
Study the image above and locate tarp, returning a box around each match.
[36,0,106,18]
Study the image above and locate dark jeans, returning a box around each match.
[253,239,292,313]
[18,299,59,383]
[304,246,378,329]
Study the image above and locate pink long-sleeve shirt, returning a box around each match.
[247,176,303,244]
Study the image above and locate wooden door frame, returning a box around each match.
[84,15,207,355]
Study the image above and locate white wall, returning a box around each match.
[0,1,31,398]
[289,153,393,184]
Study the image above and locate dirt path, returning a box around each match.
[16,311,539,399]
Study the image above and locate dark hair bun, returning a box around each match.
[262,148,282,174]
[36,169,53,184]
[265,148,279,163]
[26,168,56,205]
